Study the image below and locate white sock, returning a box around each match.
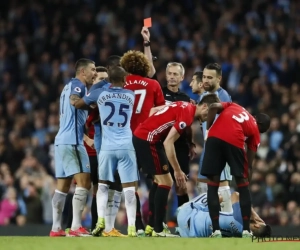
[123,187,136,227]
[197,182,208,194]
[218,186,232,213]
[104,189,115,232]
[96,183,109,219]
[51,190,67,232]
[71,187,89,230]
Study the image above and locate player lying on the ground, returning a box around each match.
[177,192,272,238]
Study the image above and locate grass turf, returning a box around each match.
[0,237,298,250]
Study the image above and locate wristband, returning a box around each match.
[144,41,150,47]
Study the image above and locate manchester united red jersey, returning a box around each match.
[134,101,196,143]
[208,102,260,152]
[124,74,165,132]
[84,108,99,156]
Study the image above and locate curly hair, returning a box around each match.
[120,50,150,77]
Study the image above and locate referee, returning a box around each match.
[162,62,195,209]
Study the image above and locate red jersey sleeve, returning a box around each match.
[221,102,232,109]
[154,81,165,106]
[246,131,260,152]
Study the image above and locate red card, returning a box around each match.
[144,17,152,28]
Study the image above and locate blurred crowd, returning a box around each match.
[0,0,300,228]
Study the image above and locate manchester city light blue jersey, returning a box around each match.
[83,87,135,151]
[55,78,88,145]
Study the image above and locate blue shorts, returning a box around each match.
[198,145,232,181]
[54,144,90,178]
[98,150,139,183]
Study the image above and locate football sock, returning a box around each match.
[237,183,251,231]
[66,193,73,229]
[218,186,232,212]
[207,183,221,231]
[135,192,145,230]
[96,183,109,219]
[124,187,137,227]
[104,189,116,232]
[154,185,171,233]
[91,194,97,230]
[51,190,67,231]
[148,182,158,227]
[177,193,189,207]
[71,187,89,231]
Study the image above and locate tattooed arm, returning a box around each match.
[70,94,80,105]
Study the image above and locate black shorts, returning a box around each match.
[89,155,98,185]
[133,135,169,176]
[169,145,190,180]
[200,137,248,178]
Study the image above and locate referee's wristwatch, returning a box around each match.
[144,41,151,47]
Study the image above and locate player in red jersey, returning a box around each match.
[133,94,220,236]
[121,50,165,132]
[120,50,165,234]
[200,102,270,238]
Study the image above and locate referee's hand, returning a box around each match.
[174,170,188,188]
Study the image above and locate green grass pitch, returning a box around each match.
[0,237,298,250]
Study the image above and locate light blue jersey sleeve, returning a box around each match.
[55,78,88,145]
[89,79,110,91]
[83,88,103,105]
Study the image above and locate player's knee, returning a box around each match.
[231,192,239,203]
[123,187,136,204]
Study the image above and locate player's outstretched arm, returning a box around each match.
[141,27,156,78]
[163,127,187,188]
[149,104,167,116]
[206,103,224,130]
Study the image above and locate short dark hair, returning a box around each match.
[198,93,220,106]
[108,66,127,84]
[193,71,203,82]
[254,224,272,237]
[106,55,121,68]
[255,113,271,133]
[96,66,108,73]
[75,58,95,72]
[204,63,222,76]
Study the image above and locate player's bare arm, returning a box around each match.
[69,94,81,105]
[141,27,156,78]
[163,127,188,187]
[185,126,196,160]
[149,104,167,116]
[73,98,90,110]
[206,103,224,130]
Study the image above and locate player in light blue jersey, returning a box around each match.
[177,192,271,238]
[195,63,233,213]
[75,66,139,237]
[50,58,97,238]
